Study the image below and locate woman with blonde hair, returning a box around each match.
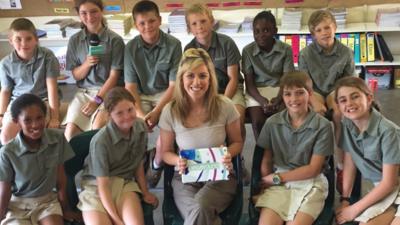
[159,48,243,225]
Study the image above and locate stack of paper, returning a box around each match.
[107,14,132,36]
[168,9,187,33]
[241,17,254,33]
[217,20,241,34]
[281,8,302,31]
[375,8,400,27]
[330,8,347,29]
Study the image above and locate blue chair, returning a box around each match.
[64,130,154,225]
[248,145,336,225]
[162,154,243,225]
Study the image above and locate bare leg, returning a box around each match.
[258,208,284,225]
[92,110,108,129]
[118,191,144,225]
[39,214,64,225]
[362,206,396,225]
[64,123,83,141]
[286,211,314,225]
[82,211,113,225]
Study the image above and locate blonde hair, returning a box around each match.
[171,48,221,125]
[185,3,214,32]
[308,9,336,34]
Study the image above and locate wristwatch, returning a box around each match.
[94,95,103,105]
[272,173,282,185]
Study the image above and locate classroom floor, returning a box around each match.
[60,85,400,225]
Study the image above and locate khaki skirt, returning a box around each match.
[78,177,141,213]
[1,193,62,225]
[256,173,328,221]
[355,182,400,223]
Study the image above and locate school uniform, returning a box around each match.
[256,109,334,221]
[0,46,60,124]
[78,119,147,213]
[63,27,124,131]
[339,108,400,222]
[0,129,74,224]
[185,31,245,107]
[124,30,182,114]
[158,96,239,225]
[241,39,295,107]
[298,39,355,97]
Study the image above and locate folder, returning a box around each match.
[374,32,384,62]
[340,33,348,46]
[291,35,300,64]
[377,33,394,62]
[299,35,307,52]
[354,33,361,63]
[360,33,367,63]
[347,33,355,52]
[366,32,375,62]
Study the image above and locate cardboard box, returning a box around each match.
[365,67,393,90]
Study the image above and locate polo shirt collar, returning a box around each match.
[278,108,318,131]
[14,129,57,156]
[11,46,42,64]
[138,30,166,49]
[315,38,340,56]
[106,120,145,145]
[252,38,283,56]
[343,108,381,139]
[193,31,217,50]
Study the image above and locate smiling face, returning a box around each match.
[182,63,210,102]
[253,18,276,51]
[17,105,46,143]
[109,99,137,135]
[9,30,38,61]
[187,13,213,43]
[336,86,372,122]
[282,86,310,115]
[312,18,336,51]
[78,2,103,33]
[134,11,161,45]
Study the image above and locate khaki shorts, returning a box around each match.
[313,91,336,110]
[139,91,165,114]
[1,193,62,225]
[256,174,328,221]
[78,177,141,213]
[245,86,280,108]
[62,88,104,131]
[355,182,400,223]
[230,84,246,108]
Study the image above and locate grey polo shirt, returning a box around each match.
[339,109,400,183]
[242,39,295,87]
[298,39,355,97]
[185,31,241,93]
[82,119,148,180]
[66,27,124,88]
[0,46,59,100]
[257,109,333,170]
[124,30,182,95]
[0,129,74,197]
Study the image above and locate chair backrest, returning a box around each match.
[163,154,243,225]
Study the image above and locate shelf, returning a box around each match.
[355,55,400,66]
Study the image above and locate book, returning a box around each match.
[354,33,360,63]
[366,32,375,62]
[340,33,348,46]
[179,147,230,183]
[374,32,384,62]
[360,33,367,63]
[377,33,394,62]
[291,34,300,64]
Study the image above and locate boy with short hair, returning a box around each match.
[0,18,62,145]
[124,0,182,187]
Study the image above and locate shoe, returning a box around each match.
[336,168,343,195]
[145,148,163,188]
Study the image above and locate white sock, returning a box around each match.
[153,160,161,170]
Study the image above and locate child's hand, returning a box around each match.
[142,191,159,208]
[85,55,99,67]
[177,157,187,175]
[310,99,327,115]
[47,118,60,128]
[81,100,99,117]
[63,210,83,223]
[144,110,160,132]
[336,203,360,224]
[260,174,273,188]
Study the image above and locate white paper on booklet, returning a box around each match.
[179,147,230,183]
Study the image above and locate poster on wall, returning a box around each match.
[0,0,22,9]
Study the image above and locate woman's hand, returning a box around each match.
[222,151,233,172]
[177,157,188,175]
[142,191,159,208]
[336,202,360,224]
[81,100,99,117]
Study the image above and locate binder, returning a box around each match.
[340,33,348,46]
[354,33,361,63]
[377,33,394,62]
[374,32,384,62]
[306,34,313,46]
[299,35,307,52]
[347,33,355,52]
[366,32,375,62]
[360,33,367,63]
[291,35,300,64]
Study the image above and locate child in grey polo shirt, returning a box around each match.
[0,18,62,145]
[256,72,333,225]
[78,87,158,225]
[242,11,295,139]
[124,0,182,187]
[0,94,78,224]
[335,77,400,224]
[63,0,124,141]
